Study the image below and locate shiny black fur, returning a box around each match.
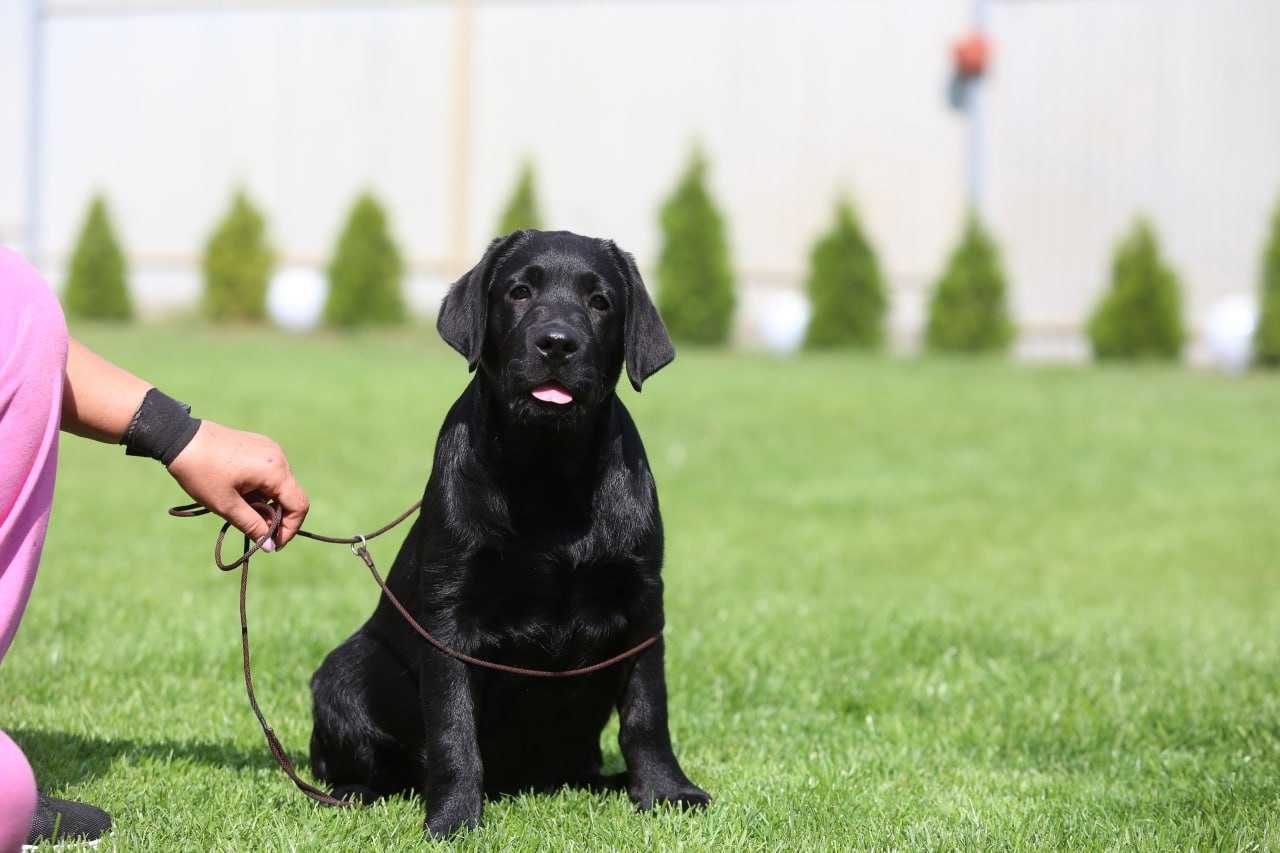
[309,231,708,838]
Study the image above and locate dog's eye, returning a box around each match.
[589,294,611,311]
[509,284,532,301]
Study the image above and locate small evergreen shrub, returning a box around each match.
[1255,199,1280,367]
[324,192,406,328]
[656,148,735,345]
[63,195,132,321]
[925,215,1013,353]
[496,160,544,236]
[202,189,275,323]
[803,198,887,349]
[1087,217,1185,361]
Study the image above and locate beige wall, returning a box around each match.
[988,0,1280,356]
[2,0,1278,354]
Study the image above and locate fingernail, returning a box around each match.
[262,537,276,553]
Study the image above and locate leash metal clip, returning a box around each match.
[351,534,368,557]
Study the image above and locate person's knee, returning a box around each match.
[22,261,70,372]
[0,247,68,372]
[0,731,37,853]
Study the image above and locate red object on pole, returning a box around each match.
[953,32,991,79]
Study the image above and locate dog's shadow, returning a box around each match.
[8,728,277,790]
[11,727,631,800]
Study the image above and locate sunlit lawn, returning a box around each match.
[4,325,1279,850]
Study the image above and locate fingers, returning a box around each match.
[251,441,308,547]
[221,495,277,551]
[271,475,310,548]
[164,420,308,552]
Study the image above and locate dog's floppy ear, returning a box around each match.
[437,231,527,369]
[606,242,676,391]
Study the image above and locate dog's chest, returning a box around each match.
[458,533,648,647]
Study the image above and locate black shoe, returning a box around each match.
[24,794,112,850]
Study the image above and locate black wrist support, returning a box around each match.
[122,388,202,466]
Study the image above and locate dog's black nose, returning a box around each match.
[535,329,581,363]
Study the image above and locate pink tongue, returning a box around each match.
[532,384,573,405]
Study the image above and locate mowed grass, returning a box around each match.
[3,325,1280,851]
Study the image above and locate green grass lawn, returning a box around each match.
[4,326,1280,851]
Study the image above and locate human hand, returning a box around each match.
[166,421,310,550]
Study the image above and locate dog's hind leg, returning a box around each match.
[310,631,421,800]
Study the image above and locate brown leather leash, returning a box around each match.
[169,499,660,808]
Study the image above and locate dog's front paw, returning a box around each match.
[628,776,711,812]
[425,793,483,839]
[332,784,379,804]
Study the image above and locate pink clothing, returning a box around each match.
[0,247,68,852]
[0,248,65,659]
[0,733,35,853]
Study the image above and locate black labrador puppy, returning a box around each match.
[309,230,709,838]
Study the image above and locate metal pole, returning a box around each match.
[24,0,46,267]
[968,0,989,218]
[447,0,474,277]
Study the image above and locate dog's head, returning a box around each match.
[437,230,674,423]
